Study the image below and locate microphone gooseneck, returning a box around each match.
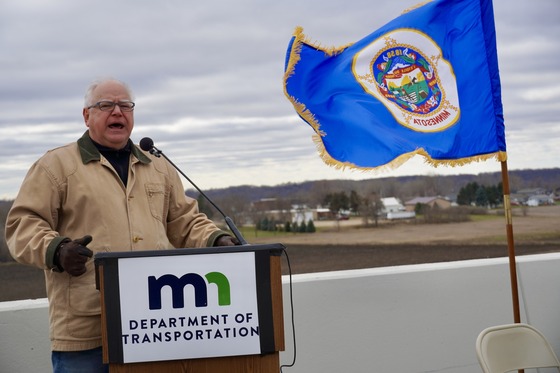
[138,137,248,245]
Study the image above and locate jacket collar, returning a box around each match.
[77,131,151,165]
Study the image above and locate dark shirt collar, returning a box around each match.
[91,139,132,154]
[90,138,132,186]
[77,131,151,165]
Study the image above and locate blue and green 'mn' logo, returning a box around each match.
[148,272,231,310]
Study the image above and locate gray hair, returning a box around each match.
[83,77,134,108]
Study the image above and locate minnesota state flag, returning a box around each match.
[283,0,506,171]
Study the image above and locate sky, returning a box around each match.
[1,0,559,199]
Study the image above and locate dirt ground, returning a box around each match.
[250,205,560,275]
[1,205,558,301]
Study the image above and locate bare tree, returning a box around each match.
[213,194,250,227]
[370,192,384,227]
[359,192,384,227]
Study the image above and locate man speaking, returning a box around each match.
[5,77,238,372]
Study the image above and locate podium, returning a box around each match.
[94,244,285,372]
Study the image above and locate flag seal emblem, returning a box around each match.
[353,29,460,133]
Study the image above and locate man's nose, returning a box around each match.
[110,105,123,114]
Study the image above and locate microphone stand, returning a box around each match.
[148,145,248,245]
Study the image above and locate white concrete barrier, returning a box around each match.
[278,253,560,372]
[2,253,560,373]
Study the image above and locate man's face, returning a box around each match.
[83,81,134,149]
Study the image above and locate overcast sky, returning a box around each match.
[1,0,558,199]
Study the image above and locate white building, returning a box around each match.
[381,197,416,220]
[380,197,405,213]
[291,204,314,225]
[527,194,554,206]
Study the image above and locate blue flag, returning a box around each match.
[284,0,506,171]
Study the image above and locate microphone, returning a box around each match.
[139,137,248,245]
[139,137,161,158]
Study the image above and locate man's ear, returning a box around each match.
[82,108,89,127]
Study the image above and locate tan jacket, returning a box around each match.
[6,132,227,351]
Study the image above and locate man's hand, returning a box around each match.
[214,235,240,246]
[56,235,94,276]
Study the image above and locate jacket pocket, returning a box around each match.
[68,264,100,316]
[67,263,102,338]
[145,183,167,221]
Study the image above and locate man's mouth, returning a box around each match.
[108,123,124,129]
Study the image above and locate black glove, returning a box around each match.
[214,235,240,246]
[55,235,93,276]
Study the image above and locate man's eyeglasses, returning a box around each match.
[87,100,135,112]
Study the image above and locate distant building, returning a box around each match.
[404,196,452,211]
[512,188,554,206]
[313,207,333,221]
[252,198,285,212]
[380,197,416,220]
[510,193,528,205]
[526,194,554,206]
[251,198,292,225]
[291,204,314,224]
[380,197,405,213]
[251,198,317,225]
[517,188,547,196]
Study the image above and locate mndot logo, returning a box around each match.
[115,251,262,363]
[353,28,460,132]
[148,271,231,310]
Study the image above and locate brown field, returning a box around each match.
[251,204,560,246]
[1,205,559,302]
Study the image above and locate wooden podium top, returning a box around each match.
[94,243,285,262]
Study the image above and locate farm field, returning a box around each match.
[2,205,558,302]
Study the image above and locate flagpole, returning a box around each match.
[501,160,521,323]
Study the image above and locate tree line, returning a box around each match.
[456,181,503,208]
[256,218,316,233]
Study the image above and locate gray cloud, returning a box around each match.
[0,0,559,199]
